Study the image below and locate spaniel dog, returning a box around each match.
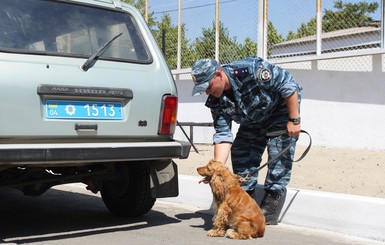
[197,160,265,240]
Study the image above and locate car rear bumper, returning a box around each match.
[0,140,191,165]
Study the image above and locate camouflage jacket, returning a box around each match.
[205,56,302,144]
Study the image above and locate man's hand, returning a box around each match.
[287,122,301,138]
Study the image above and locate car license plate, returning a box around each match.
[45,100,123,120]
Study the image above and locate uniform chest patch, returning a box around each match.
[257,68,272,82]
[233,67,250,80]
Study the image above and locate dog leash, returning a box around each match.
[239,130,312,183]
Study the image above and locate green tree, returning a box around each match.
[286,0,379,40]
[299,18,316,37]
[286,17,316,40]
[267,21,283,54]
[121,1,192,69]
[286,30,297,40]
[153,13,193,69]
[192,21,286,61]
[241,37,258,58]
[192,21,243,64]
[268,21,283,45]
[323,0,379,32]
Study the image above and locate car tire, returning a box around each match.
[100,162,155,217]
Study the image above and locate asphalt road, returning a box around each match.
[0,184,383,245]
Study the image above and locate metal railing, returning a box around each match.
[177,122,213,143]
[176,122,214,153]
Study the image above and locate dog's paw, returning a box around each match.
[207,229,225,237]
[225,229,252,240]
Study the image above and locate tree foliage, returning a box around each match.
[287,0,379,40]
[323,0,379,32]
[153,14,194,69]
[191,21,245,64]
[241,37,258,58]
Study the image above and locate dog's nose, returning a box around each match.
[197,167,205,174]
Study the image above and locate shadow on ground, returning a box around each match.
[0,187,183,244]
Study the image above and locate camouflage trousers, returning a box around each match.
[231,122,297,194]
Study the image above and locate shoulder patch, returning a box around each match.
[257,68,272,82]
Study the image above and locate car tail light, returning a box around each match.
[159,95,178,135]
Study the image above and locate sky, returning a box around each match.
[147,0,381,43]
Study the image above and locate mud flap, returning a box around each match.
[150,160,179,198]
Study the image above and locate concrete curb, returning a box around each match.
[161,175,385,242]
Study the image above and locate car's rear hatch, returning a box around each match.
[0,0,178,143]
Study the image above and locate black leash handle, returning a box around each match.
[258,130,312,172]
[293,130,312,162]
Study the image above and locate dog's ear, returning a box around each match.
[212,168,225,180]
[221,169,240,186]
[210,168,227,200]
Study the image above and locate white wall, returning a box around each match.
[173,54,385,150]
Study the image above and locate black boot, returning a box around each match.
[261,188,287,225]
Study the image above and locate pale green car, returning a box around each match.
[0,0,190,217]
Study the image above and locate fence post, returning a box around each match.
[257,0,268,59]
[190,125,194,143]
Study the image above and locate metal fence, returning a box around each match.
[146,0,385,145]
[147,0,384,70]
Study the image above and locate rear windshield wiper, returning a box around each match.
[81,32,123,71]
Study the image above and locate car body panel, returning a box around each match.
[0,0,190,204]
[0,53,176,138]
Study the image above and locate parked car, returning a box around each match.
[0,0,190,217]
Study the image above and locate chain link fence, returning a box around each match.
[268,0,381,58]
[146,0,384,144]
[148,0,383,70]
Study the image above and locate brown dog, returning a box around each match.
[197,160,265,239]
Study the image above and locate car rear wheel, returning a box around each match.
[100,162,155,217]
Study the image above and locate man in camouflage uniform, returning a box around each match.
[191,57,302,225]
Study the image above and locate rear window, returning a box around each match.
[0,0,151,63]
